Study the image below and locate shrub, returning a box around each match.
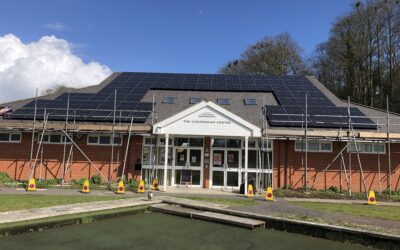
[71,178,86,186]
[91,175,102,184]
[0,172,12,183]
[130,179,138,190]
[283,184,293,190]
[274,188,284,197]
[328,185,339,193]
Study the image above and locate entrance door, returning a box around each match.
[211,149,240,189]
[174,148,203,186]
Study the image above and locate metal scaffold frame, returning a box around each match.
[266,95,398,195]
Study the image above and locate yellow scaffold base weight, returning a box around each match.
[82,179,90,193]
[117,181,125,194]
[247,184,254,198]
[368,190,376,205]
[137,180,145,193]
[265,186,274,201]
[151,178,159,190]
[27,178,36,191]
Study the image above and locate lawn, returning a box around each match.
[291,201,400,221]
[177,196,256,207]
[0,194,127,212]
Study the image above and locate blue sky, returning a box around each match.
[1,0,351,74]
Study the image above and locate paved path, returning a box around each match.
[284,197,400,206]
[0,197,161,224]
[231,198,400,235]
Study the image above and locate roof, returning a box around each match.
[2,71,399,134]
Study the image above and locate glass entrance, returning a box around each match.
[211,149,240,189]
[174,148,202,186]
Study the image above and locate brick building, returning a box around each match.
[0,72,399,193]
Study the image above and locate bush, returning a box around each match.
[35,179,61,188]
[328,185,339,193]
[130,179,138,190]
[274,188,284,197]
[71,178,86,186]
[283,184,293,190]
[0,172,12,183]
[382,188,400,196]
[91,175,102,184]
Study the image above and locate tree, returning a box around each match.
[220,33,309,75]
[42,84,75,96]
[313,0,400,112]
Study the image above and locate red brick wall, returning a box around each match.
[0,133,143,182]
[273,140,400,192]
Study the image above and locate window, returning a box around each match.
[348,142,385,154]
[212,138,241,148]
[217,98,230,105]
[244,98,257,105]
[40,133,70,144]
[159,137,172,146]
[144,137,156,145]
[174,137,203,147]
[162,97,176,104]
[190,98,204,104]
[142,136,173,166]
[212,138,225,147]
[243,140,257,148]
[0,132,21,143]
[87,134,122,146]
[295,141,332,152]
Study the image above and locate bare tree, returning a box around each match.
[42,84,75,96]
[313,0,400,112]
[220,33,308,75]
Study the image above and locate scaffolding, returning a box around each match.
[263,95,399,195]
[1,89,399,194]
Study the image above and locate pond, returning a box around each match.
[0,212,369,250]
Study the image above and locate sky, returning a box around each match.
[0,0,352,103]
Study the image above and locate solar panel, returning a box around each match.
[5,72,375,127]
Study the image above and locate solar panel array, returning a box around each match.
[5,72,376,128]
[265,106,375,129]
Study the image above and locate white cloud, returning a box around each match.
[43,21,67,31]
[0,34,112,103]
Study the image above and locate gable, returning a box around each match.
[153,102,261,137]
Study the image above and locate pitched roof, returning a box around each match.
[0,72,386,131]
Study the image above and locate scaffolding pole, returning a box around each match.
[387,96,392,196]
[121,116,134,181]
[348,97,368,195]
[61,92,70,185]
[304,93,308,190]
[109,90,117,182]
[29,111,49,180]
[29,89,38,170]
[61,129,109,183]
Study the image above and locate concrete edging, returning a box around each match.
[162,198,400,250]
[0,205,149,237]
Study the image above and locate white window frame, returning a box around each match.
[87,134,123,146]
[295,140,332,153]
[348,142,386,154]
[0,132,21,143]
[39,132,72,144]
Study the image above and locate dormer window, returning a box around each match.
[217,98,230,105]
[190,98,204,104]
[162,97,176,104]
[244,98,257,105]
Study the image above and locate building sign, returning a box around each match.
[154,103,261,137]
[228,153,235,163]
[213,153,222,165]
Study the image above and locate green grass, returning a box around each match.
[177,196,256,207]
[0,194,127,212]
[291,201,400,221]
